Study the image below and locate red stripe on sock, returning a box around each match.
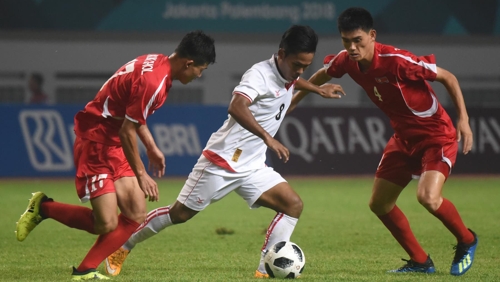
[77,214,140,272]
[41,201,95,234]
[378,206,428,264]
[135,206,170,232]
[261,212,284,251]
[432,198,474,244]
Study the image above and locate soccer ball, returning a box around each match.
[264,241,305,279]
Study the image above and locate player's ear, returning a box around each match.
[278,48,286,60]
[185,59,195,69]
[370,29,377,41]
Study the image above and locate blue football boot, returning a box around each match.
[450,229,478,276]
[388,255,435,273]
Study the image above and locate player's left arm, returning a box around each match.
[435,66,473,154]
[288,68,341,114]
[295,77,345,99]
[119,118,159,201]
[136,124,165,178]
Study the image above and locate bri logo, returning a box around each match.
[19,110,73,172]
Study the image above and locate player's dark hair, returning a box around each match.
[279,25,318,56]
[337,7,373,33]
[175,30,216,66]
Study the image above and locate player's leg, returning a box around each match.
[255,182,302,278]
[16,137,101,241]
[73,141,145,278]
[417,144,477,276]
[235,167,302,278]
[120,201,198,251]
[371,178,434,273]
[106,156,223,276]
[372,136,434,273]
[75,176,144,278]
[120,158,219,251]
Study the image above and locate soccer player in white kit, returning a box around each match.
[105,25,345,278]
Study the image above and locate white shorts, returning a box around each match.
[177,155,287,211]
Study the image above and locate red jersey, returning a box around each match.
[74,54,172,145]
[324,42,456,143]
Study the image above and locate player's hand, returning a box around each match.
[137,173,159,202]
[317,83,346,99]
[147,146,165,177]
[265,137,290,163]
[456,118,473,154]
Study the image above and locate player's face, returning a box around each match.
[179,62,209,84]
[340,28,376,62]
[277,49,314,82]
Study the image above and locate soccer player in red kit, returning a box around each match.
[290,7,478,276]
[15,31,216,280]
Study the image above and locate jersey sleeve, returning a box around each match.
[125,73,166,125]
[233,68,268,102]
[395,51,438,82]
[323,51,347,78]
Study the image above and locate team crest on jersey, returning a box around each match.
[375,76,389,83]
[232,148,242,162]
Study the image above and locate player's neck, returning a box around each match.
[168,53,182,80]
[358,60,372,72]
[274,56,291,82]
[358,47,375,73]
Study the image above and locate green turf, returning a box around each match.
[1,177,499,281]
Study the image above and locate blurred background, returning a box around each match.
[1,0,499,178]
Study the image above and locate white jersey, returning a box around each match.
[202,55,296,173]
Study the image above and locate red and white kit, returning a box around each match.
[324,43,457,185]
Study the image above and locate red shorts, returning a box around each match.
[375,135,458,187]
[74,136,134,202]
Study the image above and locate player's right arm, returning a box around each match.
[288,67,332,113]
[119,119,159,202]
[228,94,290,163]
[288,52,348,114]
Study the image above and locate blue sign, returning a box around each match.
[1,104,228,177]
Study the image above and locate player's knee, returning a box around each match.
[368,200,381,214]
[294,197,304,214]
[417,193,441,212]
[94,219,118,234]
[368,197,380,213]
[169,202,197,224]
[170,212,191,224]
[284,195,303,218]
[368,199,376,213]
[129,211,147,224]
[368,199,393,215]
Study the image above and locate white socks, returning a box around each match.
[121,208,298,275]
[257,213,298,273]
[123,206,172,251]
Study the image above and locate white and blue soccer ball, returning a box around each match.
[264,241,305,279]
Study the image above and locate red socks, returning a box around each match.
[432,198,474,244]
[41,201,96,234]
[77,214,140,272]
[378,206,428,264]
